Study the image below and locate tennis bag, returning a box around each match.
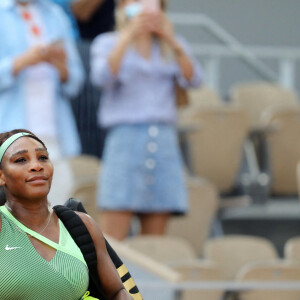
[53,198,143,300]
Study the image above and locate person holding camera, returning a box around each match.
[91,0,203,240]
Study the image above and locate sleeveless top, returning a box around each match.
[0,206,89,300]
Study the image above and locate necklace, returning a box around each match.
[38,209,53,234]
[5,203,53,234]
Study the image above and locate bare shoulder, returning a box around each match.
[74,211,97,229]
[74,211,105,245]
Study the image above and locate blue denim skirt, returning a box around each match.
[97,124,188,214]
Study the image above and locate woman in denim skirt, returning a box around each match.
[91,0,203,240]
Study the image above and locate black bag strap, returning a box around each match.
[53,199,142,300]
[53,204,106,299]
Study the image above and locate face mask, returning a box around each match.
[124,2,142,19]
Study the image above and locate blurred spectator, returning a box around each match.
[0,0,85,205]
[51,0,80,39]
[51,0,115,41]
[50,0,115,158]
[91,0,203,240]
[74,0,115,41]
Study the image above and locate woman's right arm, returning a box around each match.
[12,46,47,76]
[0,46,45,91]
[90,33,134,88]
[107,32,133,76]
[108,13,154,75]
[90,13,154,87]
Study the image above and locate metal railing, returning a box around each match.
[169,12,300,92]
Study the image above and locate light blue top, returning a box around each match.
[51,0,80,40]
[0,0,85,156]
[90,32,203,128]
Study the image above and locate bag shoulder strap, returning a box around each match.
[53,200,143,300]
[53,205,106,300]
[53,205,98,267]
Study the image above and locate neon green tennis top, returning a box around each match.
[0,206,89,300]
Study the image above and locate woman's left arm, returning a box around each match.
[152,13,203,87]
[78,213,133,300]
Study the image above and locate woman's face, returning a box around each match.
[0,137,53,201]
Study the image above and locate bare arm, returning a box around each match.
[12,44,68,82]
[107,31,134,76]
[44,44,69,82]
[78,213,133,300]
[12,45,47,76]
[167,40,195,81]
[152,13,195,81]
[71,0,105,22]
[107,12,154,76]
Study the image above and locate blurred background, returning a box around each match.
[169,0,300,96]
[68,1,300,299]
[2,0,300,299]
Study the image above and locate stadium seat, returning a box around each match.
[284,236,300,262]
[298,162,300,200]
[179,106,250,195]
[229,82,300,197]
[203,235,278,280]
[124,235,197,264]
[229,81,298,130]
[236,261,300,300]
[68,155,101,219]
[69,154,101,182]
[166,176,219,256]
[106,235,182,283]
[188,85,223,108]
[170,260,224,300]
[124,235,224,300]
[260,106,300,195]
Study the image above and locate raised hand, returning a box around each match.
[123,12,156,41]
[43,43,68,82]
[150,12,174,44]
[13,44,49,75]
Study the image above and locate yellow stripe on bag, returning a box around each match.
[117,264,128,278]
[131,292,143,300]
[117,264,143,300]
[123,278,136,292]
